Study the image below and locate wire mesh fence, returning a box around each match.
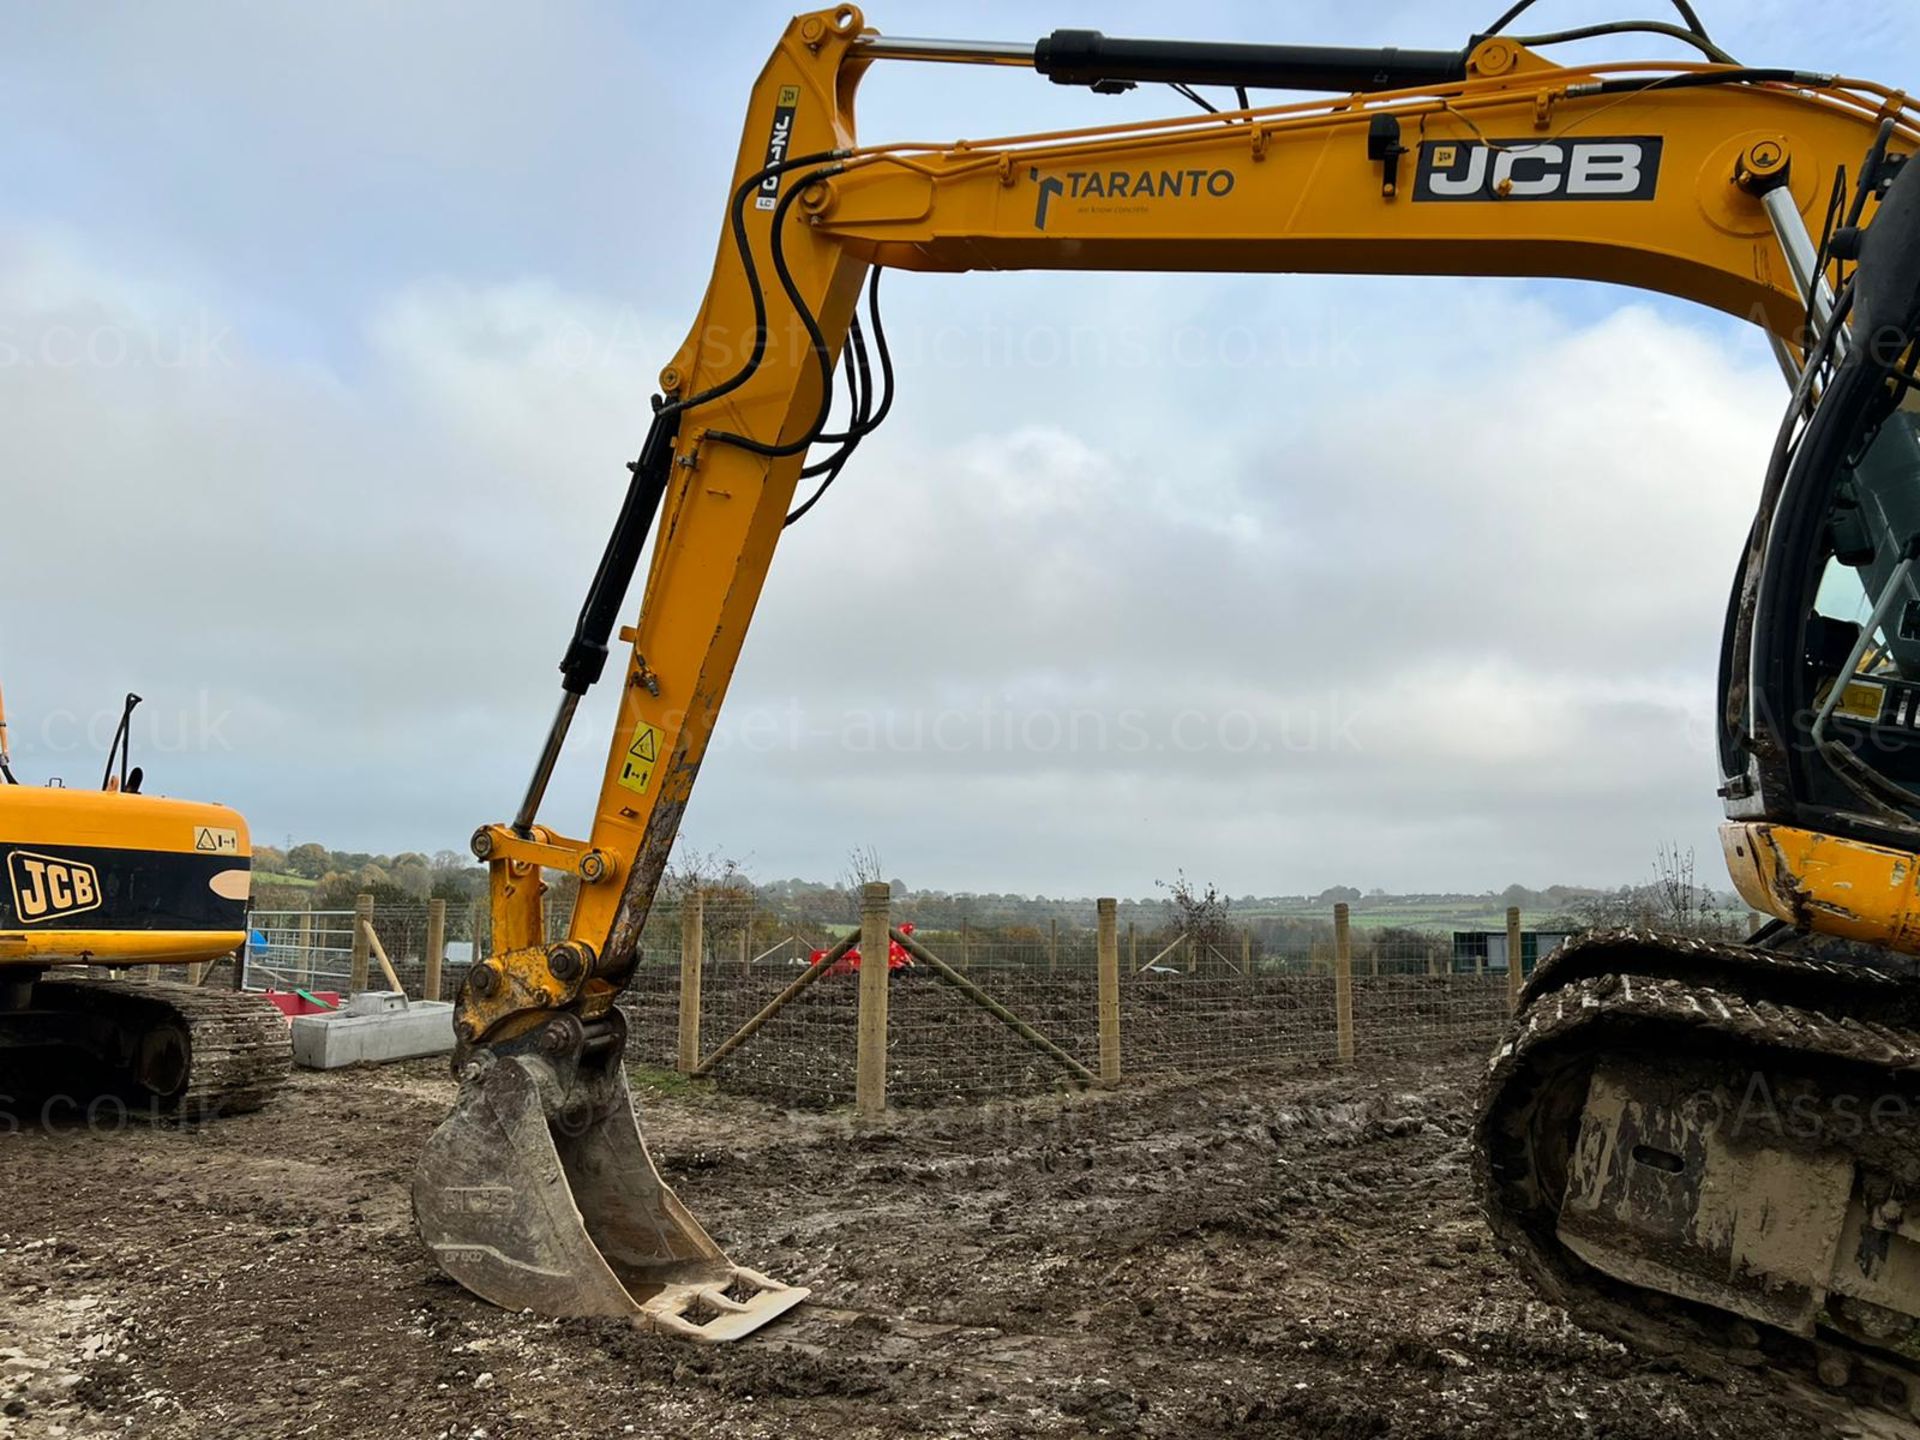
[239,890,1541,1109]
[617,902,1540,1109]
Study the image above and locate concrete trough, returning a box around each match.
[291,991,456,1069]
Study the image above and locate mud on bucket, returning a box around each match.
[412,1011,807,1340]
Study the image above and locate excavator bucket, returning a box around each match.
[412,1022,807,1341]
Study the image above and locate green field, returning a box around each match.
[253,870,317,890]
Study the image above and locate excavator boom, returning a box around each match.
[414,9,1920,1400]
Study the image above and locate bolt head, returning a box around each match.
[470,827,494,860]
[548,944,585,983]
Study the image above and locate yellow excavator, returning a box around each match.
[412,1,1920,1417]
[0,681,288,1116]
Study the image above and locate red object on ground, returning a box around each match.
[261,990,342,1019]
[812,922,914,977]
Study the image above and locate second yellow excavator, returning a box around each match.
[0,681,288,1116]
[411,2,1920,1420]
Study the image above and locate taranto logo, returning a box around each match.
[755,84,802,211]
[1031,165,1238,229]
[1413,136,1662,202]
[6,850,102,924]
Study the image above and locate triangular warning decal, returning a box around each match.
[616,721,661,796]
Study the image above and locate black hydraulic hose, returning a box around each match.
[853,268,894,435]
[809,310,872,452]
[1485,0,1714,43]
[1576,68,1831,97]
[787,268,893,526]
[699,165,845,459]
[1507,21,1736,65]
[661,147,844,423]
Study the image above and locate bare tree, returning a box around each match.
[1567,844,1742,941]
[1157,870,1234,972]
[840,843,886,891]
[660,842,758,956]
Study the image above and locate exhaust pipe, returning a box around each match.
[412,1010,807,1340]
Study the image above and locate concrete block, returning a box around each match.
[291,995,456,1069]
[344,990,410,1018]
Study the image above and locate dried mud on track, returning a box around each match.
[0,1056,1837,1439]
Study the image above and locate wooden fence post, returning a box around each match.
[350,893,373,992]
[296,908,313,990]
[362,917,409,1000]
[1241,932,1253,979]
[1506,906,1524,1012]
[678,890,705,1074]
[1097,898,1121,1085]
[424,898,447,1003]
[1333,902,1355,1063]
[1127,920,1136,972]
[1048,917,1058,976]
[857,882,891,1117]
[959,919,969,972]
[738,928,750,973]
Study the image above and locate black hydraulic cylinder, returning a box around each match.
[558,404,680,696]
[1034,29,1470,94]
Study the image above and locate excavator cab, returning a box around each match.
[1720,144,1920,947]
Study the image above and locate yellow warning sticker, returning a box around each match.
[616,720,661,795]
[193,826,241,855]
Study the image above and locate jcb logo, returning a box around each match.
[1413,136,1662,202]
[6,850,102,924]
[755,84,802,212]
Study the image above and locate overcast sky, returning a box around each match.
[4,2,1918,896]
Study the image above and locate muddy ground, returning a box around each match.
[0,1054,1845,1439]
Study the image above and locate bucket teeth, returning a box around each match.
[413,1040,807,1340]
